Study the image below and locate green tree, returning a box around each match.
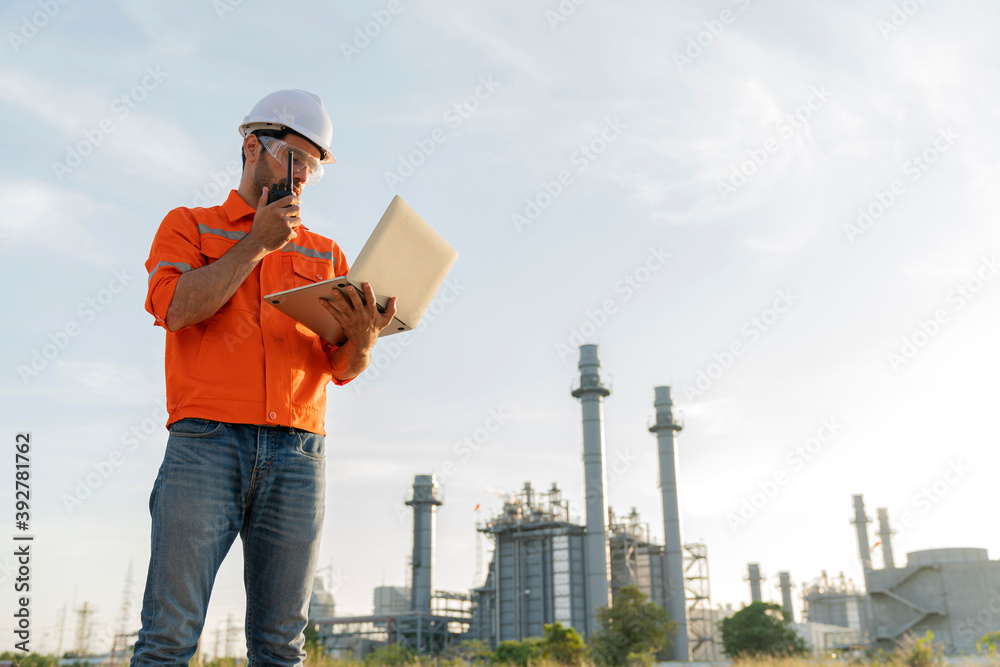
[495,637,544,666]
[588,585,677,667]
[720,601,808,658]
[541,622,586,666]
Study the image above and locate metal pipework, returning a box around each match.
[649,386,689,661]
[571,345,612,636]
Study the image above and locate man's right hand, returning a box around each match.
[246,187,302,254]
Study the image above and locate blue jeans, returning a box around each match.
[131,419,326,666]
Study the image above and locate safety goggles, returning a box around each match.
[258,135,324,186]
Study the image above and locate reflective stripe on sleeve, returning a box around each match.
[148,260,193,283]
[196,223,248,241]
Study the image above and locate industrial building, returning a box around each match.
[851,494,1000,653]
[608,507,670,613]
[748,493,1000,656]
[803,571,864,629]
[313,341,1000,660]
[313,474,473,657]
[736,562,867,656]
[466,481,590,643]
[467,346,708,659]
[314,345,716,660]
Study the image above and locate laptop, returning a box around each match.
[263,196,458,345]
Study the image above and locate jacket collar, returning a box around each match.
[222,189,256,223]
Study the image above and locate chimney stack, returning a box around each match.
[877,507,895,569]
[748,563,763,602]
[851,495,872,584]
[649,386,689,660]
[571,345,612,634]
[778,571,793,621]
[406,474,442,612]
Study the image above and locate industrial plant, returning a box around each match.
[311,344,1000,659]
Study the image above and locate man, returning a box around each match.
[132,89,395,666]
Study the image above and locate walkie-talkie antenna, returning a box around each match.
[287,149,294,190]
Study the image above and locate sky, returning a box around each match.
[2,0,1000,659]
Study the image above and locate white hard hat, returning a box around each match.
[239,89,337,163]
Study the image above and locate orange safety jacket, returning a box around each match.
[145,189,352,435]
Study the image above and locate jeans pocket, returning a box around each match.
[296,432,325,460]
[169,418,224,438]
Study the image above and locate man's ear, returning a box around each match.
[244,134,260,162]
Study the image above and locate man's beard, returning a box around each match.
[252,159,278,201]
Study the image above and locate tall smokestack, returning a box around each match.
[649,386,689,661]
[747,563,762,602]
[877,508,895,569]
[851,494,872,579]
[852,495,878,635]
[405,474,442,613]
[571,345,611,633]
[778,571,793,621]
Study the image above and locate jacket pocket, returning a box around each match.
[284,253,335,289]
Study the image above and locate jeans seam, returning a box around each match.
[245,553,257,666]
[145,470,164,657]
[244,425,262,667]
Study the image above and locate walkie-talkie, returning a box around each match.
[267,149,295,204]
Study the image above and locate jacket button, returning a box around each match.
[316,273,322,280]
[268,411,277,420]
